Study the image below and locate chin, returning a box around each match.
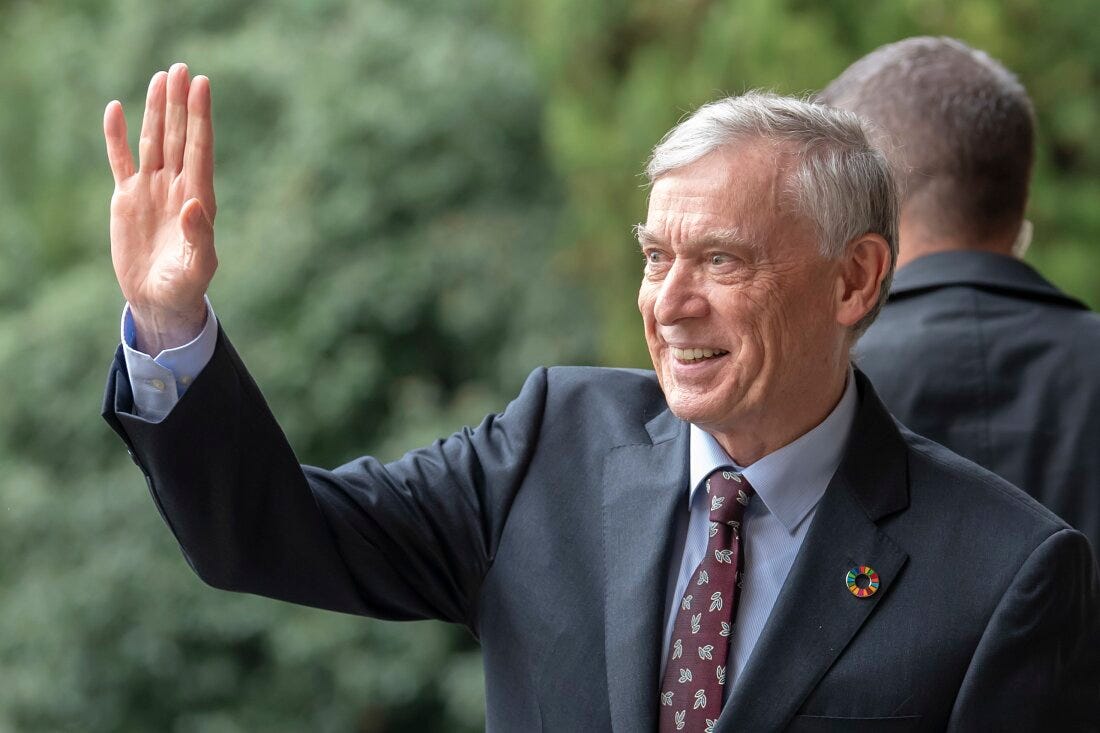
[663,389,727,427]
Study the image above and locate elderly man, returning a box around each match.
[820,37,1100,560]
[103,65,1098,731]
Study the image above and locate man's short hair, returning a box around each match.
[645,91,898,337]
[817,36,1035,245]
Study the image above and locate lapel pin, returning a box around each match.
[845,565,880,598]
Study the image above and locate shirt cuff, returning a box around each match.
[120,298,218,421]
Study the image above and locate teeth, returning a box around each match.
[671,347,728,362]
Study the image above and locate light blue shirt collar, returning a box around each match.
[688,369,858,533]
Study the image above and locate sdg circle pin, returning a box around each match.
[845,565,880,598]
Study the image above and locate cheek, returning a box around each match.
[637,289,663,368]
[787,273,836,326]
[638,284,661,333]
[637,280,653,315]
[717,287,773,352]
[765,286,837,364]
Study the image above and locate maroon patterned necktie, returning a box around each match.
[658,469,754,733]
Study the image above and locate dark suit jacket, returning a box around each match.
[103,330,1100,731]
[856,250,1100,560]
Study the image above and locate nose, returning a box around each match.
[653,260,709,325]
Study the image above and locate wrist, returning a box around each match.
[129,301,208,355]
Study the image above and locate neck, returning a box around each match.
[710,365,849,466]
[896,214,1021,269]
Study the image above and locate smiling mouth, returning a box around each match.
[670,347,729,362]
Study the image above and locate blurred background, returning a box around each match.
[0,0,1096,730]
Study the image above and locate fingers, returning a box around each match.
[119,63,209,189]
[163,63,191,173]
[138,71,167,172]
[183,75,216,218]
[103,100,135,184]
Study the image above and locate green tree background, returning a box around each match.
[0,0,1095,730]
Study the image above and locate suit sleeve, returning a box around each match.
[101,326,548,631]
[948,527,1100,730]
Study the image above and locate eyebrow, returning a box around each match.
[633,224,759,251]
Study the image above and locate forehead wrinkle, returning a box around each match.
[641,141,796,253]
[679,226,763,255]
[635,222,761,253]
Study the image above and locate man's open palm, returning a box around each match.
[104,63,217,354]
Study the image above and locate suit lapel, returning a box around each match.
[718,372,911,731]
[602,408,688,733]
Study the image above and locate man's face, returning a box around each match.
[637,142,849,444]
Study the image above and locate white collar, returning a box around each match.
[687,369,858,533]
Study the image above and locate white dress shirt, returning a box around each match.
[120,300,218,421]
[661,373,857,693]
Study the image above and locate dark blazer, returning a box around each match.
[103,331,1100,731]
[856,250,1100,560]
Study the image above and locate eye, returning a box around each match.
[706,251,745,274]
[645,250,665,264]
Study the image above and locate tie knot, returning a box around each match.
[704,468,754,523]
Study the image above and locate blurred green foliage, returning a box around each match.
[0,0,1096,730]
[0,0,591,731]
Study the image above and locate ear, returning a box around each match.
[834,233,892,328]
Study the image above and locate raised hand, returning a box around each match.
[104,63,217,355]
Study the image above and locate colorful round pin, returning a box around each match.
[845,565,880,598]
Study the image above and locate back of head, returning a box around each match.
[818,37,1035,254]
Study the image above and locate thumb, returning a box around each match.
[179,198,217,275]
[180,197,213,242]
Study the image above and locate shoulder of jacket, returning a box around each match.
[535,366,668,432]
[541,365,660,396]
[902,427,1068,535]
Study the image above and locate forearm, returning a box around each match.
[107,328,371,613]
[103,328,549,625]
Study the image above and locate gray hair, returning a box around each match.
[644,91,898,337]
